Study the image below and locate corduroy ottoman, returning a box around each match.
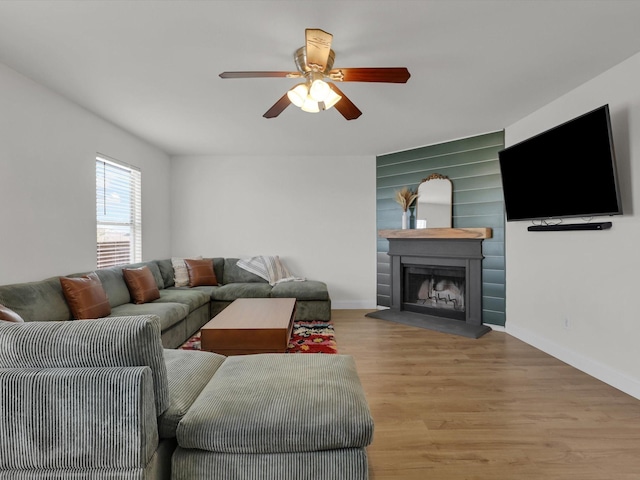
[172,354,374,480]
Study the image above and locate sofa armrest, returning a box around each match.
[0,315,170,415]
[0,366,158,471]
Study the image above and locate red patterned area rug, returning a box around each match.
[180,320,337,354]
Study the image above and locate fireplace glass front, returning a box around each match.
[403,265,466,321]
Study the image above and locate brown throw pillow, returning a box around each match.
[0,304,24,323]
[184,258,218,287]
[59,272,111,320]
[123,266,161,304]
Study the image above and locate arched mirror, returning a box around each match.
[416,174,453,228]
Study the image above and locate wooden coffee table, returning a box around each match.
[200,298,297,355]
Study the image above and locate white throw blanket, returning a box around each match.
[236,255,306,286]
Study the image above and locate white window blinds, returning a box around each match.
[96,155,142,268]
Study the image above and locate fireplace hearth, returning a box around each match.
[367,228,492,338]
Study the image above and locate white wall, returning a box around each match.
[170,155,377,308]
[504,52,640,399]
[0,63,172,284]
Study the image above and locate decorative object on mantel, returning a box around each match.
[416,173,453,228]
[394,187,419,229]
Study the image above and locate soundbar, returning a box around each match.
[527,222,612,232]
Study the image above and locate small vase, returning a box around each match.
[409,206,416,229]
[401,211,408,229]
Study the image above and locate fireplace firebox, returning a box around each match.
[367,228,492,338]
[403,265,466,320]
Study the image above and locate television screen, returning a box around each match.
[498,105,622,222]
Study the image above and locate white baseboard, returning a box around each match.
[331,301,377,309]
[507,324,640,400]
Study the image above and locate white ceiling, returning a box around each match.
[2,0,640,157]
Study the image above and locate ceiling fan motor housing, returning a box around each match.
[294,46,336,75]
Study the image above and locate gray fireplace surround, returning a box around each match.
[367,228,492,339]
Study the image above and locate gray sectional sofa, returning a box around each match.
[0,257,331,349]
[0,261,375,479]
[0,316,374,479]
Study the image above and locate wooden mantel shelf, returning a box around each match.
[379,228,493,239]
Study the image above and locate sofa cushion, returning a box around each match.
[0,315,170,415]
[270,280,330,301]
[158,349,226,439]
[211,258,225,286]
[188,285,220,301]
[156,289,210,313]
[292,300,332,322]
[59,273,112,319]
[156,258,223,289]
[0,304,24,323]
[110,302,189,332]
[156,259,175,288]
[92,262,164,309]
[93,267,131,308]
[0,366,158,471]
[172,257,202,287]
[123,266,161,304]
[171,447,368,480]
[209,283,272,302]
[124,261,165,290]
[222,258,268,284]
[185,259,218,287]
[176,354,374,454]
[0,277,72,322]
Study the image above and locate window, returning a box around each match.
[96,155,141,268]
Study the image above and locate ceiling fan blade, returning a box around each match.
[305,28,333,71]
[263,93,291,118]
[328,67,411,83]
[327,83,362,120]
[219,71,301,79]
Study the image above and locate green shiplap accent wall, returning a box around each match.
[376,131,506,326]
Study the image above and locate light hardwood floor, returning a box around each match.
[332,309,640,480]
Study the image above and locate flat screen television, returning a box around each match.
[498,104,622,222]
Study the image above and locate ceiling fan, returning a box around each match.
[219,28,411,120]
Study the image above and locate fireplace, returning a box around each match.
[367,228,492,338]
[403,264,466,320]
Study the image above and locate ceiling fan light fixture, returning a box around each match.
[322,88,342,110]
[287,83,308,107]
[309,78,331,102]
[300,95,320,113]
